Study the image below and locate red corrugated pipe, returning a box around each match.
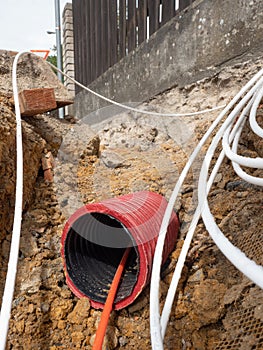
[61,191,179,310]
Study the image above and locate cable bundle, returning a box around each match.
[149,67,263,349]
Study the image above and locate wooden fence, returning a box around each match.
[72,0,195,90]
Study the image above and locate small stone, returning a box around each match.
[57,319,66,329]
[15,319,25,333]
[12,296,25,307]
[128,294,148,313]
[71,331,85,348]
[214,173,222,183]
[90,326,119,349]
[100,150,127,168]
[119,336,128,347]
[28,304,34,313]
[106,326,119,349]
[40,302,50,313]
[20,266,42,293]
[188,269,204,283]
[254,305,263,321]
[68,298,90,324]
[85,135,100,156]
[50,298,73,320]
[20,234,39,257]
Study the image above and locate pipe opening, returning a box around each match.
[64,212,139,304]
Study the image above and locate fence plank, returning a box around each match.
[94,0,101,78]
[161,0,175,24]
[138,0,147,45]
[127,0,136,52]
[148,0,160,36]
[89,0,96,84]
[72,0,196,87]
[82,0,88,86]
[110,0,118,66]
[119,0,127,59]
[100,0,108,74]
[179,0,191,11]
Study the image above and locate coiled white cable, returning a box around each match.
[250,87,263,138]
[150,67,263,349]
[231,134,263,186]
[198,93,263,286]
[222,113,263,187]
[0,51,27,350]
[223,125,263,169]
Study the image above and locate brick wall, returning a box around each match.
[62,3,75,101]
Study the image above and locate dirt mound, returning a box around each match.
[0,50,73,105]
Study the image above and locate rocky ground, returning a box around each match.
[0,57,263,349]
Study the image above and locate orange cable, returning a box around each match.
[92,247,131,350]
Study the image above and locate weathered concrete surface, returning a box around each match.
[74,0,263,119]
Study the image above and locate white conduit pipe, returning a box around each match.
[0,51,27,350]
[0,51,227,349]
[150,69,263,349]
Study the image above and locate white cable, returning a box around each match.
[48,62,226,118]
[0,51,27,350]
[160,86,260,339]
[222,90,263,186]
[160,150,225,338]
[150,67,263,349]
[250,87,263,137]
[198,97,263,288]
[198,80,263,288]
[231,127,263,186]
[222,123,263,169]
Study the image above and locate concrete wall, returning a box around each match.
[74,0,263,119]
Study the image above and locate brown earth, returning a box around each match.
[0,57,262,349]
[0,50,73,105]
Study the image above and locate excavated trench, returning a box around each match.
[0,56,263,349]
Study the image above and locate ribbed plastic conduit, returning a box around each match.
[61,191,179,310]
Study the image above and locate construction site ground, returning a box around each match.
[0,55,262,349]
